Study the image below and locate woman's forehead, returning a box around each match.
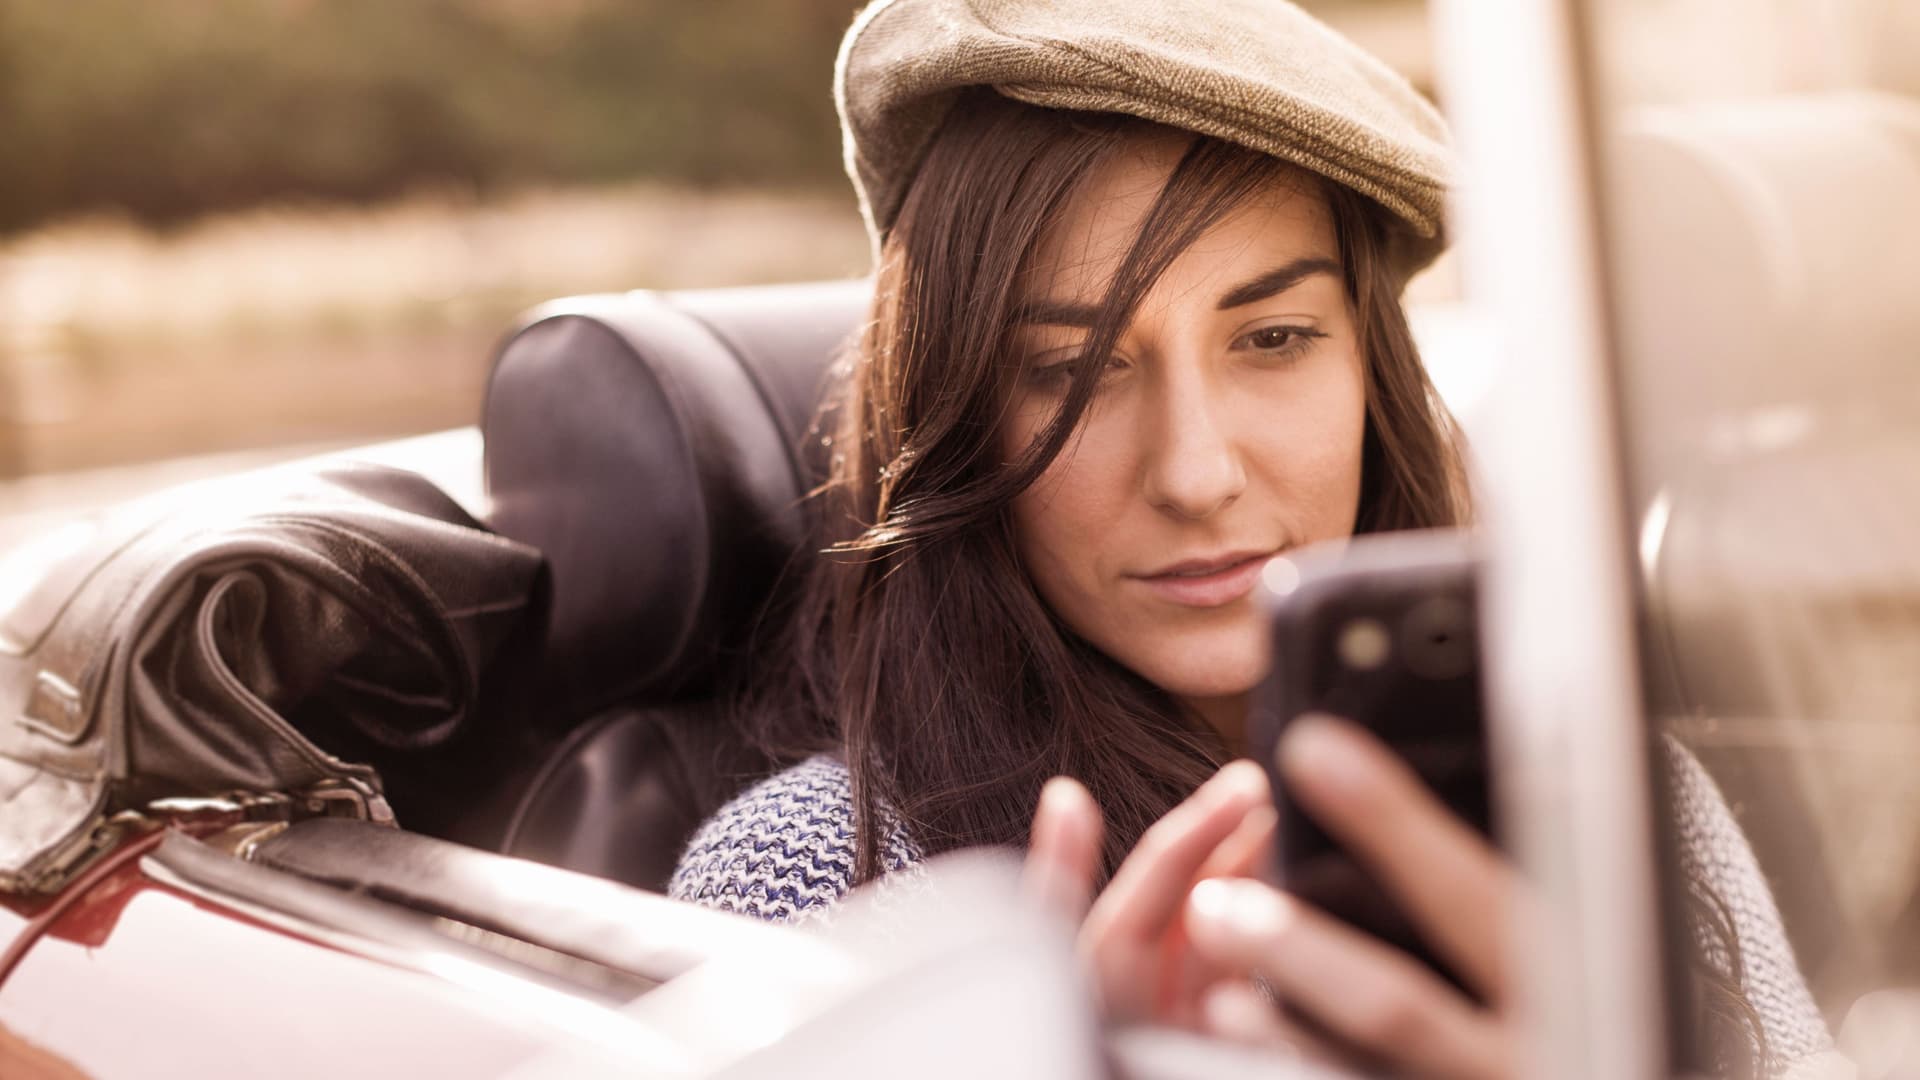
[1020,134,1338,306]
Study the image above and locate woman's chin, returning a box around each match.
[1128,638,1270,704]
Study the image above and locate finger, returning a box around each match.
[1158,805,1280,1022]
[1084,760,1269,945]
[1198,979,1292,1050]
[1186,879,1511,1080]
[1022,776,1104,921]
[1279,715,1514,1000]
[1196,804,1277,882]
[1199,980,1352,1069]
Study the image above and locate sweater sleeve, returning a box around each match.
[667,755,923,923]
[1665,737,1834,1065]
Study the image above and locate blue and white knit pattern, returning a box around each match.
[668,744,1830,1065]
[667,754,923,923]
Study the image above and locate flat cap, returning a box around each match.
[835,0,1453,272]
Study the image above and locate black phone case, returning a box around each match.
[1248,529,1494,995]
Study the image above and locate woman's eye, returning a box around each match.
[1235,325,1326,354]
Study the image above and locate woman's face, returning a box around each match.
[1001,134,1366,733]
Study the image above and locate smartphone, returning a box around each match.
[1247,528,1495,995]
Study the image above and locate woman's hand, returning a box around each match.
[1022,715,1520,1080]
[1021,759,1275,1022]
[1182,715,1518,1079]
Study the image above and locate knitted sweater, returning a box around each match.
[667,745,1832,1063]
[669,755,924,923]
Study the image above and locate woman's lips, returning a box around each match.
[1134,553,1270,608]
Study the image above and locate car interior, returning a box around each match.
[0,274,882,1004]
[1603,93,1920,1029]
[477,280,872,890]
[139,278,885,991]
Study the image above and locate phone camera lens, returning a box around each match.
[1403,595,1474,680]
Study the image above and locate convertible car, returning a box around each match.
[0,280,1062,1080]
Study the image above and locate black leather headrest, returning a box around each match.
[481,280,871,722]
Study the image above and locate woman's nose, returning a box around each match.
[1141,382,1247,520]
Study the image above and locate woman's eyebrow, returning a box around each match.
[1012,255,1343,327]
[1215,256,1342,310]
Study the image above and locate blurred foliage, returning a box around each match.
[0,0,864,235]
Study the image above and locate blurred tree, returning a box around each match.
[0,0,863,235]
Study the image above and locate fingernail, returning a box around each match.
[1279,714,1370,798]
[1189,878,1236,922]
[1205,759,1269,805]
[1189,878,1291,940]
[1041,775,1094,819]
[1039,776,1072,813]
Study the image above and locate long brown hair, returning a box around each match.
[745,90,1468,882]
[742,89,1769,1070]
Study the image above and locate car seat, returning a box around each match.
[475,279,872,893]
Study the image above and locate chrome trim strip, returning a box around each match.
[248,817,827,987]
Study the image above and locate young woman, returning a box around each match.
[669,1,1829,1074]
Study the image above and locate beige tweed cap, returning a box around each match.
[835,0,1453,272]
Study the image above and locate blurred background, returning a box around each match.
[0,0,870,492]
[1581,0,1920,1061]
[0,0,1435,541]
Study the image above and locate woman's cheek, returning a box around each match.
[1249,351,1367,534]
[1022,437,1126,571]
[1009,418,1141,628]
